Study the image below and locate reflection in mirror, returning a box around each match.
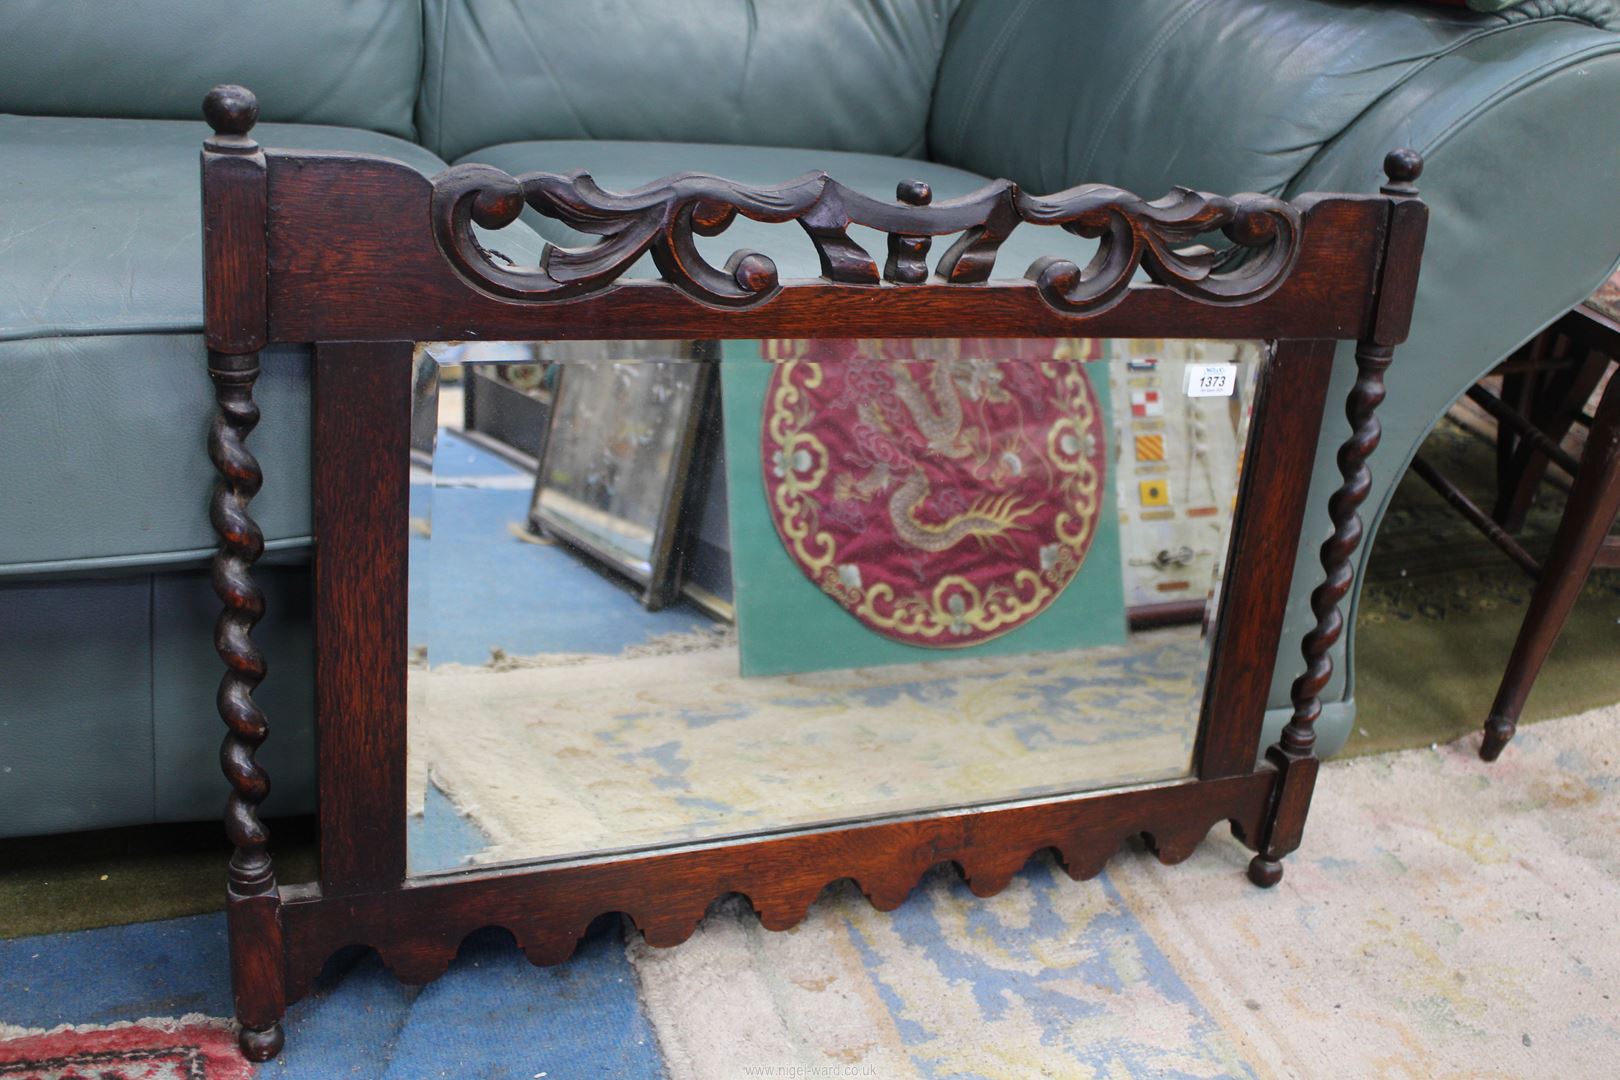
[406,338,1263,874]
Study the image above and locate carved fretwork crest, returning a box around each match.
[429,166,1302,312]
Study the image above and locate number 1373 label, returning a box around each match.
[1183,362,1239,398]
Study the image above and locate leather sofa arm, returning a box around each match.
[1263,18,1620,754]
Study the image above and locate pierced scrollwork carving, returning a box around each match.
[429,164,1302,313]
[1019,186,1301,314]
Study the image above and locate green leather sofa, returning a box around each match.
[4,0,1619,837]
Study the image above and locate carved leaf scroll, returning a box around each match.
[429,165,1302,314]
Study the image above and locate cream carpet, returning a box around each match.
[626,703,1620,1079]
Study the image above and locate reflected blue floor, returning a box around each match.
[406,783,497,875]
[409,429,711,666]
[407,428,715,871]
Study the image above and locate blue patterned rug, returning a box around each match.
[6,705,1617,1077]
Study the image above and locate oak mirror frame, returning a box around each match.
[199,85,1427,1060]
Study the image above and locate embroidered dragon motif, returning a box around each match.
[762,349,1107,649]
[857,363,1036,553]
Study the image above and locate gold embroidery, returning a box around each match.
[765,355,1104,646]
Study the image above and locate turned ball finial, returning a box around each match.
[896,179,932,207]
[731,252,779,294]
[1381,148,1422,194]
[204,84,259,138]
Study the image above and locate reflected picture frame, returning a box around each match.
[527,345,713,610]
[197,83,1427,1060]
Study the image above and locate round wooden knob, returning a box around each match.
[732,252,778,294]
[1382,148,1422,188]
[896,179,932,206]
[204,85,259,136]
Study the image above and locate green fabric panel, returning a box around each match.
[719,352,1125,678]
[929,0,1617,198]
[455,139,1101,280]
[0,0,423,138]
[420,0,961,163]
[0,117,455,342]
[0,577,152,837]
[1263,28,1620,747]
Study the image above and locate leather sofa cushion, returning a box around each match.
[455,139,1100,282]
[930,0,1620,199]
[0,336,317,573]
[0,116,455,343]
[0,565,316,837]
[420,0,962,164]
[0,116,543,573]
[0,0,422,140]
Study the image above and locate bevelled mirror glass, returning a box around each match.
[405,338,1264,875]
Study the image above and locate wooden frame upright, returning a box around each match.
[199,85,1427,1060]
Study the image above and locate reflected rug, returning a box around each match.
[0,1017,249,1080]
[407,630,1202,866]
[628,702,1620,1079]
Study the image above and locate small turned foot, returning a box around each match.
[1480,715,1516,762]
[1247,855,1283,888]
[238,1021,284,1061]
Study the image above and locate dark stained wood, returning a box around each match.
[1369,149,1428,349]
[201,85,267,355]
[884,179,934,285]
[1245,751,1319,888]
[208,343,283,1061]
[264,154,1387,345]
[1125,599,1206,631]
[226,893,285,1058]
[1410,455,1543,578]
[1193,339,1336,780]
[423,156,1303,306]
[1279,338,1392,761]
[202,91,281,1058]
[276,770,1277,1006]
[1468,381,1584,479]
[1491,352,1609,530]
[313,342,414,896]
[199,85,1431,1059]
[1240,151,1429,883]
[1243,338,1394,887]
[207,347,272,896]
[1483,314,1620,760]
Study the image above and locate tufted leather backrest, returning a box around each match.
[0,0,423,140]
[930,0,1620,197]
[419,0,962,163]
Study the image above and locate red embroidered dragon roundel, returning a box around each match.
[761,339,1108,648]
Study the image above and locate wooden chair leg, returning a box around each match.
[1494,365,1531,517]
[1483,370,1620,760]
[1497,347,1608,532]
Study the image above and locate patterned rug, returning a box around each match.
[627,702,1620,1078]
[0,1017,249,1080]
[408,630,1202,868]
